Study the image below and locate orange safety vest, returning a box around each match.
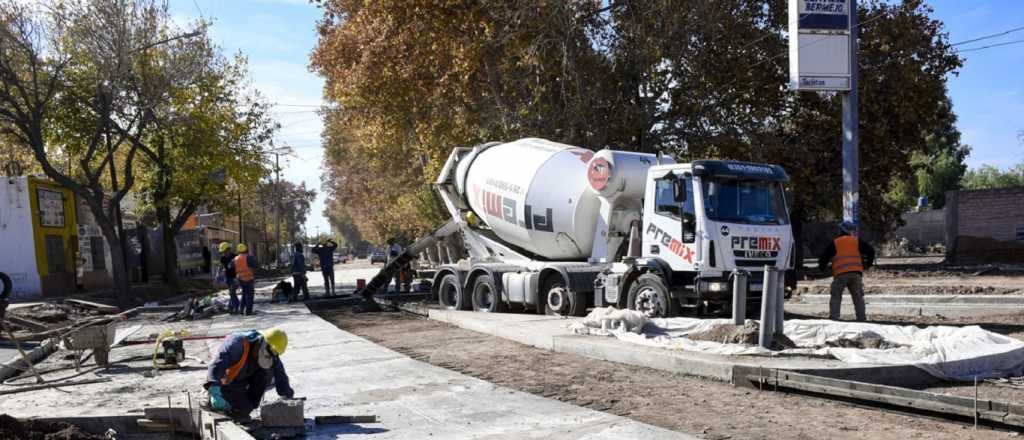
[831,235,864,276]
[233,254,254,282]
[223,338,251,384]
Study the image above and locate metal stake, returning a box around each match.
[732,270,747,325]
[759,266,776,349]
[187,391,197,440]
[974,375,979,429]
[168,395,175,437]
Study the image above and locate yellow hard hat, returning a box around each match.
[236,243,248,253]
[219,242,231,253]
[259,327,288,356]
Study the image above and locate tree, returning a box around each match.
[312,1,613,241]
[312,0,963,240]
[323,196,369,252]
[256,178,316,248]
[132,46,275,286]
[0,0,204,306]
[887,94,970,210]
[962,164,1024,190]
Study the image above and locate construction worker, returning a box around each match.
[387,239,410,293]
[290,242,309,301]
[312,239,338,296]
[231,243,258,316]
[818,221,876,321]
[218,242,239,314]
[205,328,294,421]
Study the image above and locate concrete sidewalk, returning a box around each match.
[788,294,1024,318]
[1,303,693,439]
[427,309,937,387]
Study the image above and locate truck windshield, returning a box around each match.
[701,178,789,225]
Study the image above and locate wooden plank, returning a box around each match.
[136,418,174,431]
[66,298,120,314]
[5,315,48,331]
[315,415,379,424]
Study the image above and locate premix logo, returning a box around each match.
[646,224,694,263]
[731,236,780,259]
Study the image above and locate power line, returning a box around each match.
[952,25,1024,47]
[957,38,1024,53]
[271,103,325,108]
[278,117,323,128]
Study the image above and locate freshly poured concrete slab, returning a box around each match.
[428,309,939,387]
[1,304,694,439]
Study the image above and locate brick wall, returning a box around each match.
[890,209,945,247]
[946,187,1024,263]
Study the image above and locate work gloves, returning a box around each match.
[208,385,230,412]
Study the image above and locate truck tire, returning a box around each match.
[542,277,587,317]
[437,274,467,310]
[627,273,680,318]
[471,274,506,313]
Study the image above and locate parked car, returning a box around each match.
[370,251,387,264]
[333,254,349,264]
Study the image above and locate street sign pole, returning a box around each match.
[841,0,859,232]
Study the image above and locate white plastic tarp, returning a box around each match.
[568,315,1024,381]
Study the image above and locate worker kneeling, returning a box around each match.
[205,327,294,419]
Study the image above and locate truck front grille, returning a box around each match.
[735,259,777,268]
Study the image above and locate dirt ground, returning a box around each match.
[314,307,1015,440]
[796,256,1024,296]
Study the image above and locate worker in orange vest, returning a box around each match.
[205,328,293,420]
[818,221,876,321]
[231,243,258,316]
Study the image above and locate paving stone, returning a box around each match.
[260,398,304,428]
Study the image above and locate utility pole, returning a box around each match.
[841,0,860,232]
[274,152,282,269]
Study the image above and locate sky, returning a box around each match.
[169,0,331,237]
[166,0,1024,236]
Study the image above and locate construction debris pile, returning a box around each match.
[0,414,106,440]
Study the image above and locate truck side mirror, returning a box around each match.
[670,173,686,203]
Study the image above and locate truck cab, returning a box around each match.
[625,160,794,316]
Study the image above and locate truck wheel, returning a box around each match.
[627,273,680,318]
[471,274,506,313]
[543,280,588,317]
[437,274,466,310]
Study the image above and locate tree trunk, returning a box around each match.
[157,206,180,287]
[99,221,132,308]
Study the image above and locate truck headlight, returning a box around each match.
[699,281,730,293]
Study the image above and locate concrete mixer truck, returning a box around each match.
[406,137,794,318]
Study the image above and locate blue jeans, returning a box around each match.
[239,281,255,315]
[221,367,273,416]
[227,279,239,313]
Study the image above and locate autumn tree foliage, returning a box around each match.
[311,0,962,242]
